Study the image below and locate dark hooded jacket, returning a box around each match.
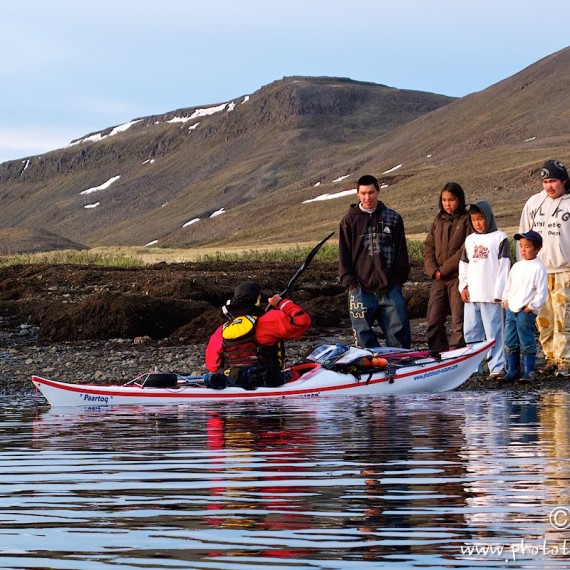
[339,201,409,293]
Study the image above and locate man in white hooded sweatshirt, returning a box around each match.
[519,159,570,376]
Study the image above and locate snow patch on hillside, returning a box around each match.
[79,175,121,195]
[303,188,357,203]
[69,121,141,146]
[67,94,250,148]
[168,102,230,125]
[383,164,402,174]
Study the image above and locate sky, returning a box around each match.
[0,0,568,165]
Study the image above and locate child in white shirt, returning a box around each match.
[458,200,510,379]
[500,231,548,383]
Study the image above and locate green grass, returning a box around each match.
[406,240,423,265]
[0,249,143,268]
[195,243,338,263]
[196,240,425,265]
[0,240,427,267]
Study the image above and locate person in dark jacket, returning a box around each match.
[423,182,471,351]
[339,174,411,348]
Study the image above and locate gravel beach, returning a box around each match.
[1,261,568,397]
[5,319,569,399]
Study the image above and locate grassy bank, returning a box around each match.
[0,240,429,268]
[0,249,143,268]
[0,238,520,268]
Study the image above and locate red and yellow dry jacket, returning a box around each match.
[205,298,311,373]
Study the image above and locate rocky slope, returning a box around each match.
[1,48,570,252]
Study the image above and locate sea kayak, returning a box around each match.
[32,339,494,407]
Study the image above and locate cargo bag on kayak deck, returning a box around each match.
[141,372,178,388]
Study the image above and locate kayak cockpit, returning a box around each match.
[126,372,180,389]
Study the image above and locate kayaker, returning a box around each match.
[338,174,411,349]
[204,281,311,389]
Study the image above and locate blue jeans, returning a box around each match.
[349,286,410,348]
[504,308,538,355]
[464,301,505,373]
[389,285,411,349]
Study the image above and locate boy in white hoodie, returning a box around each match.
[459,200,510,379]
[519,159,570,376]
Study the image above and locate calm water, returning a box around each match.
[2,389,570,569]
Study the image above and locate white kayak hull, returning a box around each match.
[31,340,493,407]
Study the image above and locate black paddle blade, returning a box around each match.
[280,231,335,297]
[302,231,335,267]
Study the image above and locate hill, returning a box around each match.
[0,228,86,254]
[1,46,570,252]
[0,77,452,251]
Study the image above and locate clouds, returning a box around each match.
[0,0,568,164]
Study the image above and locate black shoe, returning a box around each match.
[497,373,518,383]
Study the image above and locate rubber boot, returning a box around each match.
[499,351,520,382]
[520,353,536,383]
[204,373,227,390]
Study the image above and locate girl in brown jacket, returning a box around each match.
[424,182,471,351]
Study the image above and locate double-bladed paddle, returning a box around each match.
[279,231,335,298]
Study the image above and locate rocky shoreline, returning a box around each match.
[1,260,568,398]
[5,319,569,399]
[2,326,353,396]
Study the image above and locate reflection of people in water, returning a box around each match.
[461,394,542,542]
[345,398,472,561]
[205,410,315,543]
[539,393,570,511]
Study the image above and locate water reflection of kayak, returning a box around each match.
[32,339,494,407]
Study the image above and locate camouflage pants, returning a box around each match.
[536,271,570,364]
